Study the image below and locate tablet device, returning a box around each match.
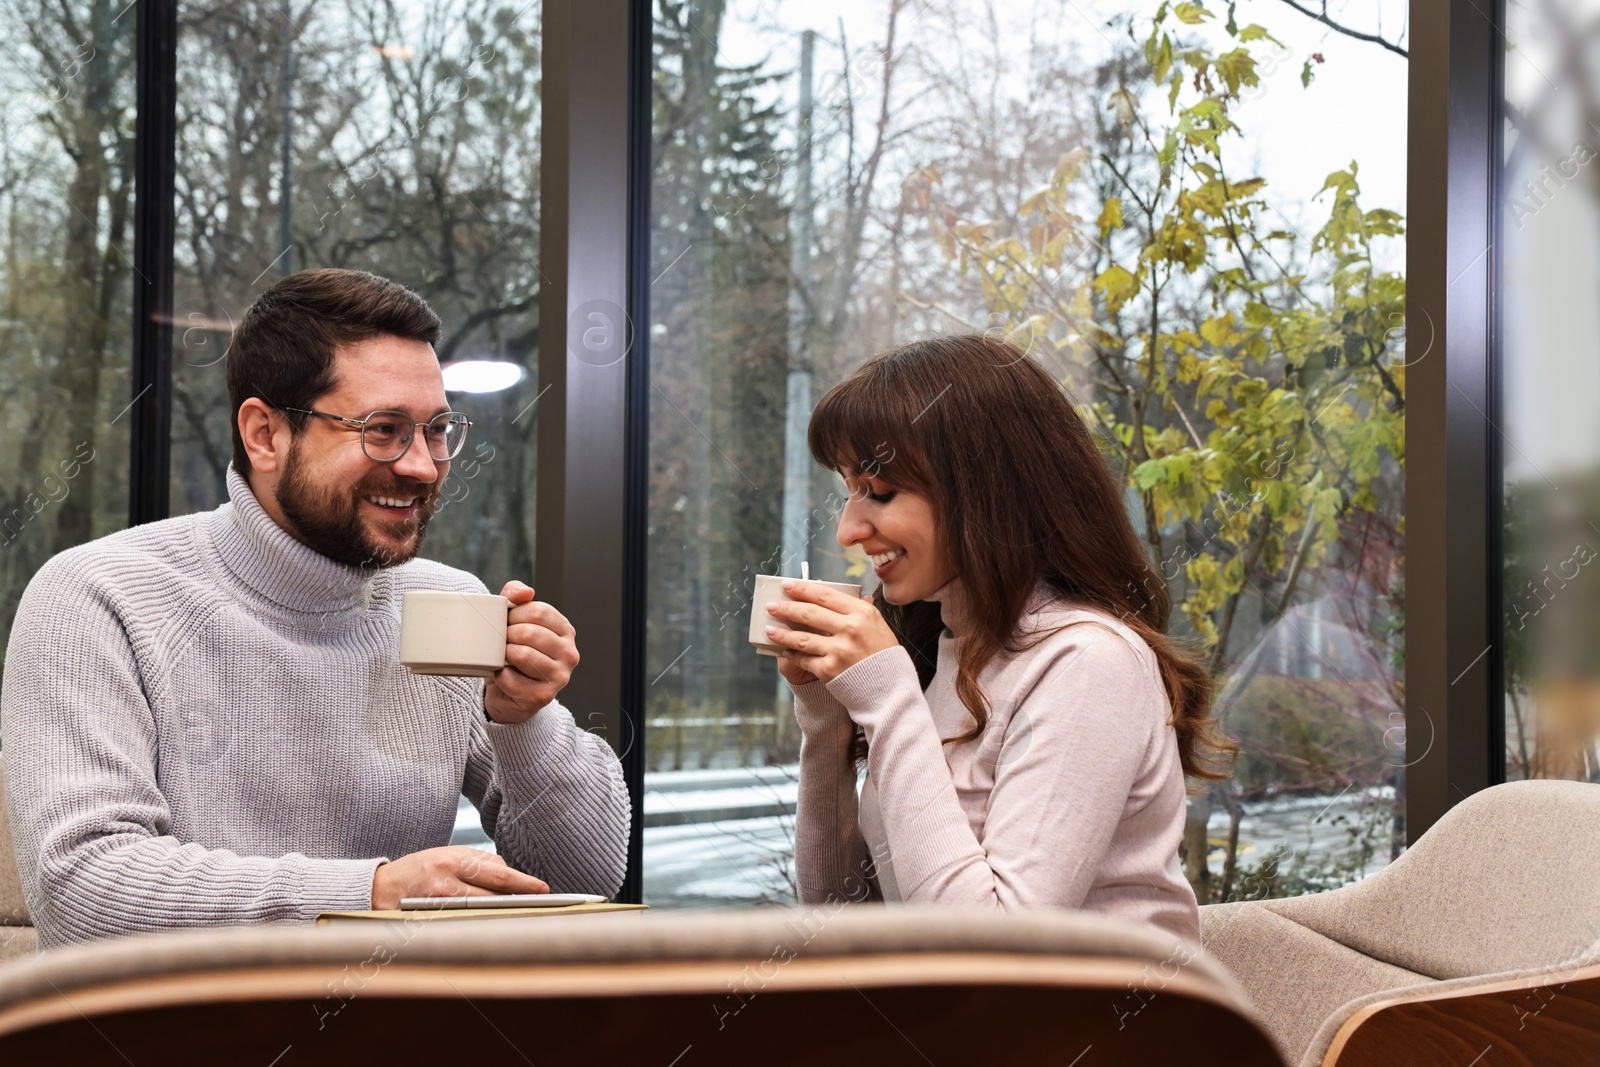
[399,892,609,910]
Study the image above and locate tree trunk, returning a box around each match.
[677,0,725,715]
[1217,785,1243,901]
[54,0,122,547]
[1183,787,1212,901]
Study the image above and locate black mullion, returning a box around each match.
[1405,0,1501,842]
[129,0,178,527]
[617,0,652,906]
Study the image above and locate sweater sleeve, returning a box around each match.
[463,702,631,897]
[790,680,875,904]
[0,561,381,947]
[824,627,1162,909]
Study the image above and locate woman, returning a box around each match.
[763,334,1233,942]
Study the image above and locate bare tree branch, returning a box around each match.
[1275,0,1408,58]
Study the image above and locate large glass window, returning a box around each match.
[169,0,541,588]
[169,0,542,578]
[644,0,1408,908]
[168,0,542,847]
[1501,0,1600,784]
[0,1,136,688]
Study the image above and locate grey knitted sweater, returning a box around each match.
[0,468,630,949]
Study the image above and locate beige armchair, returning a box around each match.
[1201,779,1600,1066]
[0,756,36,962]
[0,906,1282,1064]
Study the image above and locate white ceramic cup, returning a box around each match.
[399,591,511,677]
[747,574,865,657]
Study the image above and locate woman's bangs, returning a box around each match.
[808,373,924,488]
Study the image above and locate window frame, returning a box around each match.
[1404,0,1506,842]
[130,0,177,526]
[112,0,1503,894]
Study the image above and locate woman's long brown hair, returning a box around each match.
[808,334,1235,782]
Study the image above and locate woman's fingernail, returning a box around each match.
[781,579,795,590]
[765,625,778,635]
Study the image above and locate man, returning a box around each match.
[0,269,630,949]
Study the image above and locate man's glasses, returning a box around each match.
[275,406,472,463]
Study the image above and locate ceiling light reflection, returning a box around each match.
[441,359,526,393]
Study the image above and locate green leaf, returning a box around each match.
[1243,300,1274,327]
[1233,379,1267,405]
[1318,168,1357,197]
[1215,48,1258,95]
[1223,554,1245,591]
[1154,34,1174,84]
[1260,532,1284,575]
[1227,176,1267,199]
[1238,23,1271,41]
[1257,479,1294,516]
[1175,2,1213,24]
[1301,58,1315,88]
[1133,459,1166,491]
[1158,130,1184,171]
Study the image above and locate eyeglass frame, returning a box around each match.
[271,404,473,463]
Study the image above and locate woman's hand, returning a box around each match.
[765,582,898,684]
[775,649,820,687]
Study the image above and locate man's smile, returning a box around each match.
[363,494,420,518]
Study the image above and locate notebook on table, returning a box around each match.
[317,894,648,924]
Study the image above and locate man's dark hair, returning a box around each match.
[228,268,443,473]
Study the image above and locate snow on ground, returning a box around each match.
[449,767,1395,908]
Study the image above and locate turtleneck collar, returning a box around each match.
[921,576,1061,638]
[208,466,379,614]
[923,577,971,637]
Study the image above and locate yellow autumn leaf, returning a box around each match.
[1097,196,1123,238]
[1093,264,1140,313]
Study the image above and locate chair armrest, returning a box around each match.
[1312,956,1600,1067]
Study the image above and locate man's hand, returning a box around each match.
[765,584,898,684]
[485,580,579,724]
[370,846,549,909]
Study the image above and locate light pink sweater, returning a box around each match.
[791,577,1199,942]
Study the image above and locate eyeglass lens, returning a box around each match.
[361,412,468,461]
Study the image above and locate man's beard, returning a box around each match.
[276,440,440,569]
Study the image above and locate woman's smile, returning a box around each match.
[869,547,906,577]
